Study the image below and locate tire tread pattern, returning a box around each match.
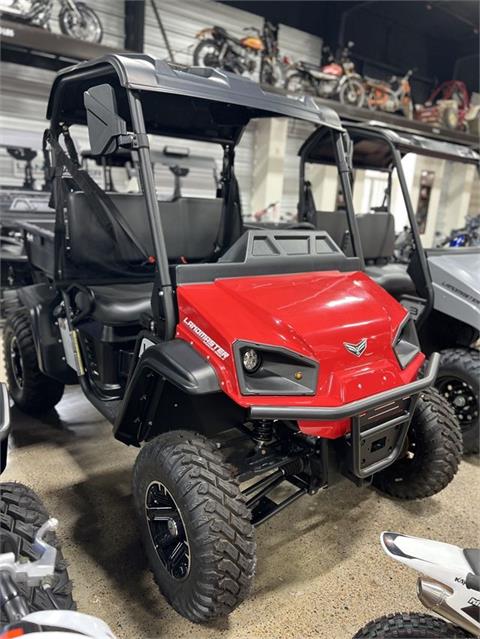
[3,309,64,415]
[353,612,469,638]
[0,482,75,621]
[133,431,256,622]
[373,388,462,499]
[437,347,480,454]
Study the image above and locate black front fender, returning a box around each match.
[114,339,224,445]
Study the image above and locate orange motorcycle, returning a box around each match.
[193,22,285,87]
[364,69,414,118]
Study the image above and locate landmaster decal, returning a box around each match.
[183,318,230,360]
[442,282,480,307]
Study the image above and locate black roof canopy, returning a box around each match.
[47,54,343,144]
[301,122,480,171]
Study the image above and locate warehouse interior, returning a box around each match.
[0,1,478,638]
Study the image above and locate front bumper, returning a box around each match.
[249,353,440,479]
[248,353,439,421]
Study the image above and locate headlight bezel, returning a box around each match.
[393,313,420,369]
[234,341,319,396]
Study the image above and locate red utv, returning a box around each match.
[3,54,462,623]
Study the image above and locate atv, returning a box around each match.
[4,54,462,622]
[298,123,479,453]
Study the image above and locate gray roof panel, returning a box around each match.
[47,54,343,144]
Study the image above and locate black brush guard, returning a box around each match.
[249,353,440,479]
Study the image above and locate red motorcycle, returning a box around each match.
[285,41,365,107]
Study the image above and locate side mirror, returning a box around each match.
[84,84,128,156]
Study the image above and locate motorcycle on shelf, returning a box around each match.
[415,80,476,131]
[193,21,286,87]
[364,68,414,118]
[284,41,365,108]
[0,0,103,43]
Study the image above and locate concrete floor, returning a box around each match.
[1,385,479,639]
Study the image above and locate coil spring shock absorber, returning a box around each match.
[252,420,274,447]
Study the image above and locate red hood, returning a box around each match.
[176,271,421,409]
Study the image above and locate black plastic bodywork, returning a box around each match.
[113,339,243,446]
[17,284,76,384]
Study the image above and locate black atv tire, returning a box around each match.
[436,348,479,454]
[0,483,75,621]
[373,388,462,499]
[132,430,256,623]
[4,309,64,416]
[353,612,470,638]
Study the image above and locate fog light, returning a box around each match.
[242,348,261,373]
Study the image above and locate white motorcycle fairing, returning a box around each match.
[20,610,117,639]
[381,531,480,636]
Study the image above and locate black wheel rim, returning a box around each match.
[10,336,24,390]
[437,377,478,431]
[145,481,191,581]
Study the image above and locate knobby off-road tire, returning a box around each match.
[353,612,470,638]
[4,309,64,416]
[132,430,256,623]
[436,348,480,454]
[0,483,75,622]
[373,388,462,499]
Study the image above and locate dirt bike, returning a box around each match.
[285,41,365,108]
[364,69,414,118]
[193,21,285,87]
[0,0,103,43]
[354,531,480,638]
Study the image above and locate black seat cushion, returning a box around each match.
[66,192,223,277]
[357,212,395,262]
[75,283,153,325]
[314,211,349,249]
[365,263,416,297]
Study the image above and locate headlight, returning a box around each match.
[234,342,318,396]
[242,348,262,373]
[393,315,420,369]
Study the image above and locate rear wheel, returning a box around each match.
[441,105,459,130]
[0,483,75,622]
[353,612,470,638]
[4,309,64,416]
[436,348,479,454]
[373,388,462,499]
[132,430,256,622]
[193,39,221,67]
[285,72,314,95]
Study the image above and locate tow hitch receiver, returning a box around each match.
[349,395,418,478]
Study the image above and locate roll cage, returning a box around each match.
[45,53,352,342]
[298,123,480,326]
